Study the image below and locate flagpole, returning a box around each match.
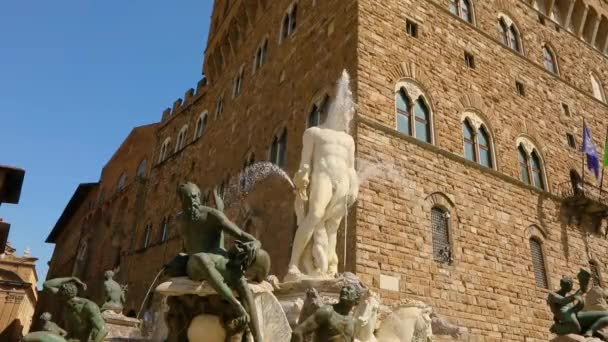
[582,118,586,186]
[600,125,608,195]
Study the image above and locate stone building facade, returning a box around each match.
[0,243,38,341]
[38,0,608,340]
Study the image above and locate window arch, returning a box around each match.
[449,0,474,23]
[529,237,549,288]
[307,95,330,128]
[175,125,189,152]
[142,224,152,249]
[270,128,288,168]
[116,173,127,192]
[431,207,452,264]
[233,66,245,97]
[498,16,522,53]
[280,3,298,42]
[542,45,559,75]
[159,138,171,163]
[136,159,147,178]
[591,73,606,102]
[216,95,224,119]
[194,112,208,140]
[461,113,494,168]
[160,217,170,243]
[517,137,547,190]
[253,38,268,73]
[395,81,433,144]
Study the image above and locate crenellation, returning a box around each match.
[171,98,182,115]
[183,88,194,104]
[161,107,171,122]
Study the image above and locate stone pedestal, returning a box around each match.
[155,277,291,342]
[551,334,604,342]
[101,311,142,341]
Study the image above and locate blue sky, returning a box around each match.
[0,0,213,283]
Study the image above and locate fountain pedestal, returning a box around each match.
[101,311,142,341]
[155,277,291,342]
[551,335,604,342]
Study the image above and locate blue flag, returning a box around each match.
[582,122,601,179]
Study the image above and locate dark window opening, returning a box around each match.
[406,19,418,38]
[464,52,475,69]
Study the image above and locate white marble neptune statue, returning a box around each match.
[286,70,359,281]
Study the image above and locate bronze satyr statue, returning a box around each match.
[23,277,107,342]
[548,269,608,339]
[100,270,126,313]
[174,182,269,342]
[291,284,361,342]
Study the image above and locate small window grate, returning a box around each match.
[431,208,451,264]
[464,52,475,69]
[529,238,548,288]
[406,19,418,38]
[516,81,525,96]
[590,261,601,286]
[566,134,576,149]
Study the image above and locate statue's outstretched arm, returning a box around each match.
[43,277,86,294]
[210,208,258,243]
[550,291,580,305]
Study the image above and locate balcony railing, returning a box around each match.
[557,180,608,217]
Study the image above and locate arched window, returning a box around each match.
[159,138,171,163]
[280,4,298,42]
[530,151,545,190]
[216,96,224,118]
[529,237,548,288]
[414,100,431,143]
[463,121,475,161]
[591,73,606,102]
[462,118,493,168]
[143,224,152,249]
[116,174,127,192]
[499,17,522,53]
[395,83,432,143]
[518,146,531,184]
[194,112,208,140]
[175,125,189,152]
[431,207,452,264]
[270,129,288,168]
[160,217,169,243]
[136,160,147,178]
[233,66,245,97]
[478,127,492,167]
[449,0,473,23]
[307,95,329,128]
[396,89,411,135]
[517,140,546,190]
[590,260,602,286]
[543,46,558,74]
[254,39,268,72]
